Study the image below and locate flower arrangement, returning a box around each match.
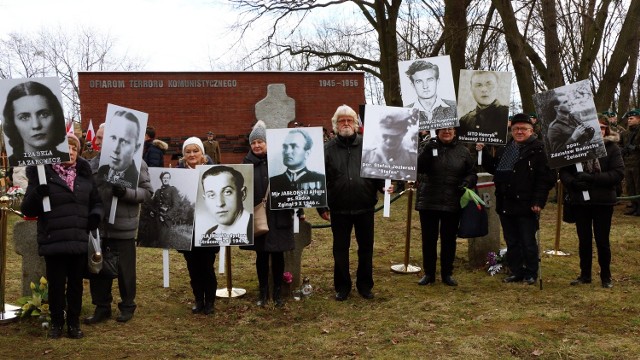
[486,249,507,276]
[282,272,293,284]
[6,186,25,197]
[17,277,49,324]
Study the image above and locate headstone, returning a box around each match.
[467,173,501,268]
[254,84,296,129]
[12,219,46,297]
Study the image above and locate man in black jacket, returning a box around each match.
[319,105,392,301]
[482,113,555,285]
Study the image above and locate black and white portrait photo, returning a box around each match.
[266,127,327,209]
[1,77,70,167]
[194,164,254,247]
[97,104,148,189]
[533,80,605,169]
[456,70,511,145]
[360,105,419,181]
[138,168,200,251]
[399,56,458,131]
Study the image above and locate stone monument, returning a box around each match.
[467,173,501,268]
[13,219,45,297]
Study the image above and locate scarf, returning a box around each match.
[52,163,77,190]
[497,141,520,171]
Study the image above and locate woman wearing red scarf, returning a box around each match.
[21,133,103,339]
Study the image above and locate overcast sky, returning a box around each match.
[0,0,241,71]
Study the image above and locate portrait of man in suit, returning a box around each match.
[97,109,145,189]
[200,165,253,246]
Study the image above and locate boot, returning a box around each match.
[273,286,284,308]
[191,300,204,314]
[203,300,214,315]
[256,287,268,307]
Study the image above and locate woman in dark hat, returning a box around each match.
[242,120,296,307]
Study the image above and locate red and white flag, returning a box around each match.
[86,119,96,149]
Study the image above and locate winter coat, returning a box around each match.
[89,155,153,239]
[143,139,168,167]
[560,134,624,206]
[21,158,103,256]
[620,124,640,167]
[242,151,294,252]
[484,137,556,216]
[322,134,384,215]
[415,139,477,212]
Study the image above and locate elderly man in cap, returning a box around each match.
[362,112,414,180]
[547,103,595,153]
[203,131,221,164]
[620,109,640,215]
[483,113,555,285]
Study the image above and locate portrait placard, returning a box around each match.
[266,127,327,210]
[399,56,458,131]
[1,77,70,167]
[97,104,148,189]
[360,105,419,181]
[533,80,606,169]
[138,168,200,251]
[456,70,511,145]
[194,164,254,247]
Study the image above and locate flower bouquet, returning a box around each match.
[486,248,507,276]
[16,277,50,327]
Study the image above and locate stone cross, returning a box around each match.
[254,84,296,129]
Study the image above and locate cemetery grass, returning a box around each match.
[1,197,640,359]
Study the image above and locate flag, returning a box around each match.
[86,119,96,149]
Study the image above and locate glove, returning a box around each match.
[112,184,127,198]
[87,214,100,232]
[35,184,49,198]
[575,172,594,183]
[573,180,590,191]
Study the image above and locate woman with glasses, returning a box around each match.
[559,115,624,288]
[177,137,218,315]
[415,127,477,287]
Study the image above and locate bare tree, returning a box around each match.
[0,26,144,122]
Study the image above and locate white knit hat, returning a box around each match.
[182,136,205,154]
[249,120,267,143]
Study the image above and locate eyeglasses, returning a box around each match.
[337,118,355,124]
[511,126,532,133]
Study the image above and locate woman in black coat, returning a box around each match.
[242,121,295,307]
[415,127,477,287]
[560,117,624,288]
[21,133,103,339]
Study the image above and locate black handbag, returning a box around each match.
[457,188,489,239]
[100,245,119,278]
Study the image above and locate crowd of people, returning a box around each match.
[8,90,639,340]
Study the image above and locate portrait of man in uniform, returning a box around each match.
[457,70,510,145]
[360,105,419,181]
